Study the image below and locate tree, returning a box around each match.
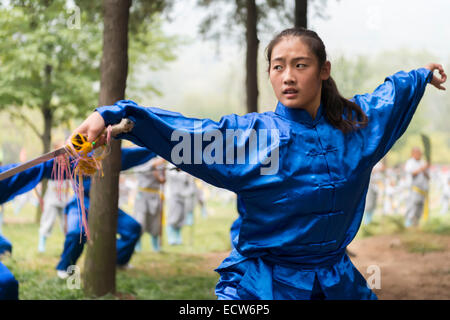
[0,0,102,219]
[279,0,334,29]
[82,0,175,297]
[245,0,259,114]
[74,0,177,101]
[0,0,175,221]
[197,0,288,114]
[0,0,175,154]
[295,0,307,28]
[83,0,131,297]
[0,0,175,294]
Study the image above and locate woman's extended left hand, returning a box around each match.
[424,63,447,90]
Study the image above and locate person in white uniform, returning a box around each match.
[38,179,68,252]
[404,147,430,227]
[38,142,69,252]
[134,157,166,252]
[440,172,450,215]
[165,165,196,245]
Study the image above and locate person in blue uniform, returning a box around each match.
[0,235,16,300]
[69,27,446,300]
[0,235,12,256]
[0,158,55,300]
[55,147,155,278]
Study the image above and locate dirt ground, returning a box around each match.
[348,234,450,300]
[206,234,450,300]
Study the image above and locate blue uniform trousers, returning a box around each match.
[56,206,141,271]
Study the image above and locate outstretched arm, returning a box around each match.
[352,64,446,165]
[120,147,156,171]
[69,100,271,193]
[0,159,54,204]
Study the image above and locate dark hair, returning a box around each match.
[266,27,368,133]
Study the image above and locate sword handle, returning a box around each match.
[71,118,135,152]
[109,118,135,137]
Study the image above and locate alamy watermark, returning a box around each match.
[366,265,381,290]
[66,265,81,290]
[66,3,81,30]
[170,121,280,175]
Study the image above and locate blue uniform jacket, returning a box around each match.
[96,68,432,299]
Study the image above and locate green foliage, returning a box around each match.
[402,234,446,254]
[357,215,406,239]
[422,217,450,235]
[126,14,179,102]
[357,208,450,241]
[0,0,101,124]
[0,0,177,151]
[331,55,374,97]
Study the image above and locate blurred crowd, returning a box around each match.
[363,146,449,227]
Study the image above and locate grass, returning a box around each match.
[356,208,450,254]
[357,214,407,238]
[402,236,445,254]
[421,216,450,235]
[0,198,238,300]
[357,207,450,239]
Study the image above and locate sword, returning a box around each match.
[420,133,431,163]
[0,118,135,181]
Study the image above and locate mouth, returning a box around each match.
[282,88,299,98]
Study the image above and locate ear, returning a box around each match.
[320,61,331,81]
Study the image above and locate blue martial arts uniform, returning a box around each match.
[0,235,12,256]
[96,68,432,300]
[230,198,244,249]
[0,160,55,300]
[56,147,155,271]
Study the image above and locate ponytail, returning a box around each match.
[321,77,368,133]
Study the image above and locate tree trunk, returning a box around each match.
[35,64,53,223]
[245,0,259,114]
[295,0,308,28]
[83,0,131,297]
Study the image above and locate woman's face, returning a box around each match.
[269,36,330,110]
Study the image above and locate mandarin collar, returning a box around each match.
[274,101,324,126]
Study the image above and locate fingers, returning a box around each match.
[425,63,446,79]
[432,80,446,90]
[434,64,447,82]
[433,74,446,90]
[439,68,447,83]
[86,112,106,142]
[66,112,106,149]
[94,133,107,147]
[76,112,106,142]
[427,63,447,90]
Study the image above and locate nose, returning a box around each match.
[282,67,296,85]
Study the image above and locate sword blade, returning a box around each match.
[0,147,68,181]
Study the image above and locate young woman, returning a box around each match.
[70,27,446,300]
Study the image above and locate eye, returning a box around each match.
[273,65,283,71]
[296,63,307,68]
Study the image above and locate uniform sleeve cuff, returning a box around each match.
[95,103,127,126]
[420,67,433,84]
